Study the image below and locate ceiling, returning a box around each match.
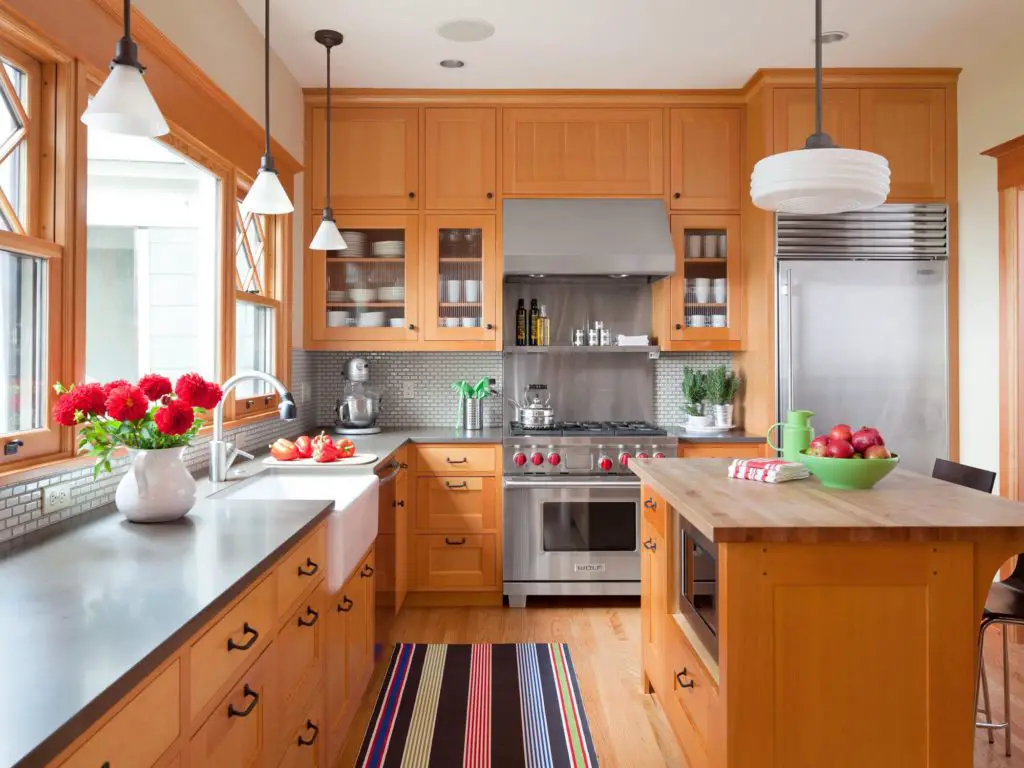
[236,0,1024,89]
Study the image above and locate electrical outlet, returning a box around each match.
[43,481,74,513]
[299,382,311,405]
[401,381,416,400]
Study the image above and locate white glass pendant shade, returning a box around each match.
[81,64,168,137]
[751,147,890,215]
[310,216,348,250]
[243,168,294,215]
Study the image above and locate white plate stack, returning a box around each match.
[372,240,404,258]
[357,311,386,327]
[338,232,368,257]
[377,286,405,302]
[326,290,346,303]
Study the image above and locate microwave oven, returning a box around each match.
[679,516,718,660]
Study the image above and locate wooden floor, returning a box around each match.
[337,600,1023,767]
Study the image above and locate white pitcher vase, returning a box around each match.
[115,447,197,523]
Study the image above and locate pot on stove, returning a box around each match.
[508,384,555,429]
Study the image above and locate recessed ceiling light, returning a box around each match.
[440,59,465,69]
[819,30,848,44]
[437,19,495,43]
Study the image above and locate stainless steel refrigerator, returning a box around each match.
[776,204,949,474]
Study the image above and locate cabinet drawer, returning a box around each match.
[277,687,326,768]
[678,443,765,460]
[413,534,496,590]
[190,574,276,720]
[59,661,180,768]
[415,445,496,474]
[278,524,328,619]
[642,489,667,539]
[416,476,496,531]
[277,578,328,713]
[662,619,715,752]
[190,644,276,768]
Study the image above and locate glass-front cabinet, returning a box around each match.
[423,215,498,342]
[309,214,419,343]
[664,213,742,350]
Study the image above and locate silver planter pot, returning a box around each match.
[712,403,734,428]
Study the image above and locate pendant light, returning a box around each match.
[750,0,890,214]
[242,0,294,215]
[309,30,348,251]
[81,0,168,137]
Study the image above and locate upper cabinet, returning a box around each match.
[425,108,497,210]
[502,108,664,196]
[773,88,861,153]
[860,88,946,200]
[309,108,419,210]
[423,215,499,342]
[669,108,741,211]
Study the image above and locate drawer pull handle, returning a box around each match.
[445,537,467,546]
[226,622,259,651]
[337,595,354,612]
[644,497,657,509]
[397,499,405,507]
[445,481,469,490]
[360,564,375,578]
[642,538,656,551]
[297,557,319,577]
[227,684,259,717]
[445,457,469,464]
[676,669,695,689]
[297,606,319,627]
[297,719,320,747]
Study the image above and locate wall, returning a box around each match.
[957,50,1024,480]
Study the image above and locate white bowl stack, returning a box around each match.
[357,311,386,327]
[348,287,377,303]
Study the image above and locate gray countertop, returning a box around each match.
[668,427,767,444]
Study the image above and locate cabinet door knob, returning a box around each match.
[408,323,416,331]
[486,323,494,330]
[486,192,494,199]
[673,192,681,199]
[408,191,416,199]
[674,323,682,330]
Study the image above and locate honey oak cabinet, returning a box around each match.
[860,87,946,199]
[669,108,742,211]
[653,214,742,351]
[423,214,499,344]
[425,108,497,210]
[309,107,418,210]
[502,108,664,196]
[772,88,861,153]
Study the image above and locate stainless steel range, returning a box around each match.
[502,421,677,607]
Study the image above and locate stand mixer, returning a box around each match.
[335,357,383,435]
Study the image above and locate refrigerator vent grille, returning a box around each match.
[776,204,948,259]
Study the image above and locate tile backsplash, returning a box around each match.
[654,351,733,426]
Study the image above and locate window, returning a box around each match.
[84,131,221,384]
[233,189,280,408]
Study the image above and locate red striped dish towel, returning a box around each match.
[728,458,810,483]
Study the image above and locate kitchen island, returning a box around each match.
[628,457,1024,768]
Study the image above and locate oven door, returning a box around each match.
[503,477,641,584]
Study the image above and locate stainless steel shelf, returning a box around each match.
[503,345,659,354]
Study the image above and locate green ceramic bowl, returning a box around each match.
[798,451,900,490]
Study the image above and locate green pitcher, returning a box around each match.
[767,410,814,462]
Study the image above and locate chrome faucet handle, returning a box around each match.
[235,448,255,462]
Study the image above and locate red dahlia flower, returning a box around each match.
[200,381,223,410]
[105,385,148,422]
[175,373,208,407]
[52,394,78,426]
[69,383,106,417]
[154,398,196,436]
[102,379,132,397]
[138,373,173,401]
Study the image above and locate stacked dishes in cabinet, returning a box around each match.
[437,228,483,329]
[325,229,407,329]
[683,229,728,329]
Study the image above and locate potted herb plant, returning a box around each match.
[681,367,711,428]
[705,366,741,428]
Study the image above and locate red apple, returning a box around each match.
[830,424,853,442]
[809,435,830,449]
[851,427,884,454]
[826,438,855,459]
[864,444,892,460]
[805,442,828,457]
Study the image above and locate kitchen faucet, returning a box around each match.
[209,371,297,482]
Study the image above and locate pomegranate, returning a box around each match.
[851,427,884,454]
[809,435,829,449]
[864,444,892,460]
[805,442,829,457]
[830,424,853,443]
[826,438,855,459]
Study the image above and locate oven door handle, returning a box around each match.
[502,478,641,490]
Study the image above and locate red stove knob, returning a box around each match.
[548,452,562,466]
[636,452,650,460]
[513,452,527,467]
[530,452,545,466]
[653,452,667,459]
[598,456,613,472]
[619,451,632,467]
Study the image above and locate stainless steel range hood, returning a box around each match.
[502,199,675,278]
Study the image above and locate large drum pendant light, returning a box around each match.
[242,0,294,215]
[750,0,890,214]
[309,30,347,251]
[81,0,168,137]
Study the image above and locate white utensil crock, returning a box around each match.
[116,447,197,523]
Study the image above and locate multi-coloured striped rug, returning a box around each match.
[356,643,599,767]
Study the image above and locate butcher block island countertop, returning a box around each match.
[628,458,1024,768]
